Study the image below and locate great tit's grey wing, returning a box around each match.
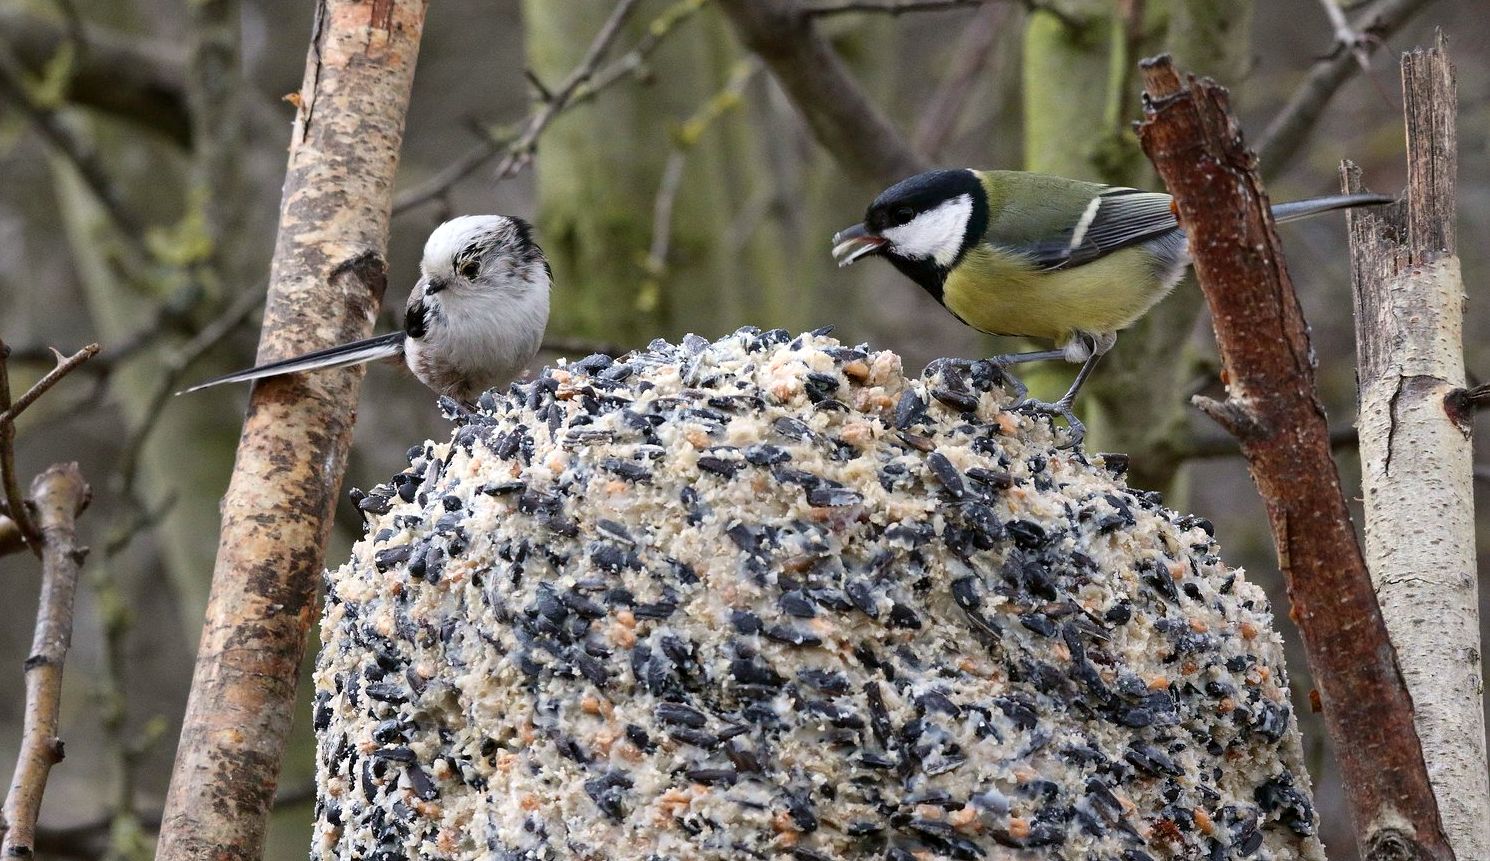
[1014,188,1179,271]
[176,332,405,395]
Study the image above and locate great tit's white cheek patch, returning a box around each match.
[882,194,973,267]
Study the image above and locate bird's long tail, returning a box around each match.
[178,332,405,395]
[1271,192,1394,223]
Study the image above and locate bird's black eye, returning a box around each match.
[458,259,481,280]
[894,206,915,224]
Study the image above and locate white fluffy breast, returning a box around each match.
[882,193,974,268]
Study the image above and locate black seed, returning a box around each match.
[584,770,633,820]
[602,458,652,482]
[373,746,415,763]
[845,580,879,618]
[657,702,708,728]
[926,451,965,496]
[887,603,921,629]
[744,444,791,466]
[804,372,840,403]
[374,545,412,572]
[785,790,818,831]
[406,764,438,800]
[1020,613,1057,637]
[765,624,822,647]
[931,385,979,413]
[697,455,744,477]
[806,485,861,507]
[358,494,393,515]
[667,727,720,749]
[685,768,738,785]
[364,683,408,704]
[1006,520,1048,547]
[730,609,762,634]
[1104,602,1132,625]
[780,590,817,618]
[633,601,677,620]
[966,466,1013,489]
[1125,742,1182,777]
[896,390,928,429]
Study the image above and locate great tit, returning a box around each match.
[832,168,1389,444]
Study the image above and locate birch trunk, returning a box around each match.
[155,1,428,857]
[1344,33,1487,861]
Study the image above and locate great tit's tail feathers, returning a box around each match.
[1270,192,1394,223]
[177,332,405,395]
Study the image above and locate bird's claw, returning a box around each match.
[922,357,1029,402]
[1018,398,1085,449]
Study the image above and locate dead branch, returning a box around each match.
[1137,55,1453,861]
[1258,0,1437,172]
[1,463,91,857]
[0,6,190,145]
[392,0,652,215]
[717,0,929,185]
[154,0,428,857]
[0,341,99,551]
[1344,33,1487,859]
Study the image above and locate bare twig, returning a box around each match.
[717,0,929,185]
[392,0,651,214]
[1138,55,1453,860]
[1,343,102,429]
[642,60,761,292]
[912,1,1008,157]
[1317,0,1376,71]
[156,0,427,855]
[1257,0,1436,172]
[0,342,40,548]
[1,463,91,857]
[1175,424,1358,460]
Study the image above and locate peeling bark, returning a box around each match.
[1344,33,1487,861]
[155,2,428,859]
[1136,56,1453,861]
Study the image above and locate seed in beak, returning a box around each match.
[831,223,887,267]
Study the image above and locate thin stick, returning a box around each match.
[1257,0,1436,172]
[0,343,102,428]
[912,1,1007,157]
[0,463,91,857]
[391,0,650,214]
[1137,55,1453,861]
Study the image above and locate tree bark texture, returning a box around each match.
[1,463,90,856]
[1344,34,1487,861]
[1136,57,1454,861]
[155,2,427,858]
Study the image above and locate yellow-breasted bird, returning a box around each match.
[832,168,1390,444]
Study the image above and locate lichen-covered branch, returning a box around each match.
[1344,34,1487,861]
[0,463,91,857]
[1136,56,1453,861]
[717,0,928,185]
[154,1,429,858]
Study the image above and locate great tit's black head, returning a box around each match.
[832,169,987,271]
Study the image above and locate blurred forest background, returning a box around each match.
[0,0,1485,857]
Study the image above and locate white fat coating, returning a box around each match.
[882,193,973,267]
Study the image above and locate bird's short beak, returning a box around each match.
[424,276,447,296]
[831,223,887,268]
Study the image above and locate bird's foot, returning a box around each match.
[1018,397,1086,449]
[922,357,1029,402]
[438,395,476,424]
